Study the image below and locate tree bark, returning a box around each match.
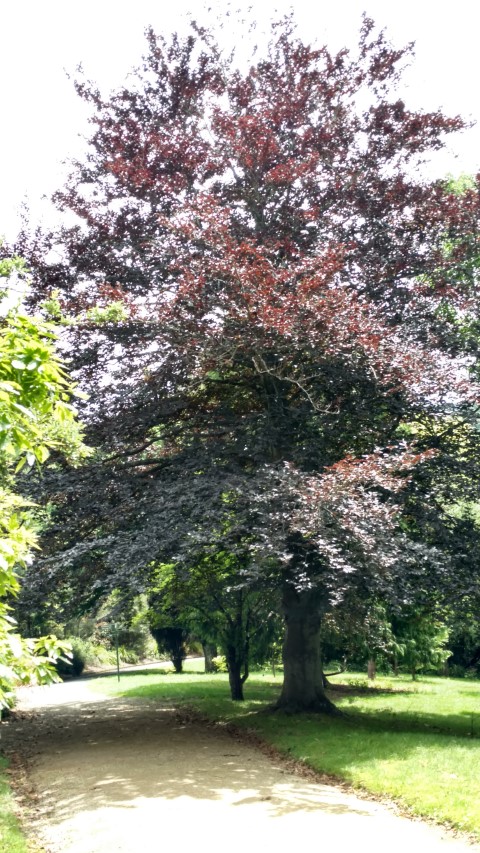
[171,649,184,673]
[223,592,250,701]
[227,656,245,700]
[367,658,376,681]
[202,642,217,674]
[276,585,339,714]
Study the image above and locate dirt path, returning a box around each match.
[1,681,478,853]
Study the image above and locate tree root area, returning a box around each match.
[273,695,343,715]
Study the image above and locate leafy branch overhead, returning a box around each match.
[0,254,89,707]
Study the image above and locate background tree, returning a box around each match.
[391,609,450,680]
[148,555,279,698]
[447,601,480,675]
[14,16,480,711]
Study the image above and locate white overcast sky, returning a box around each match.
[1,0,480,240]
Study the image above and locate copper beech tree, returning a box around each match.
[17,16,480,709]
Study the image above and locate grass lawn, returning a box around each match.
[90,664,480,840]
[0,756,28,853]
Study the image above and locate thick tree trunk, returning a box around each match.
[367,658,376,681]
[276,586,339,714]
[202,642,217,674]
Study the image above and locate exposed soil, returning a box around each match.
[1,680,478,853]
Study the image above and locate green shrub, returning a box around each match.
[55,633,164,677]
[56,637,87,677]
[89,644,116,667]
[56,638,119,676]
[118,646,140,665]
[211,655,228,673]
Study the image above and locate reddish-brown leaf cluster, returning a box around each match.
[15,15,480,620]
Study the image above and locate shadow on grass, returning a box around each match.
[328,682,415,697]
[334,708,480,739]
[89,670,480,741]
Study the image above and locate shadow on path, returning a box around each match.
[1,681,477,853]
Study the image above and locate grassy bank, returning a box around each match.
[0,756,28,853]
[90,665,480,840]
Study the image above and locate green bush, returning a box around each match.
[89,643,117,667]
[118,646,140,665]
[56,637,87,677]
[211,655,228,673]
[56,638,120,676]
[55,631,166,678]
[94,593,159,660]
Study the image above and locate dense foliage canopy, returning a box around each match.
[15,16,480,708]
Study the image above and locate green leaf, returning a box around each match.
[12,403,35,419]
[14,457,26,473]
[35,445,50,464]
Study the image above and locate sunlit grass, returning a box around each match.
[333,672,480,737]
[90,667,480,839]
[0,756,28,853]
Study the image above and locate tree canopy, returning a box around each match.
[15,15,480,710]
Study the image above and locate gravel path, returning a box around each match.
[1,680,478,853]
